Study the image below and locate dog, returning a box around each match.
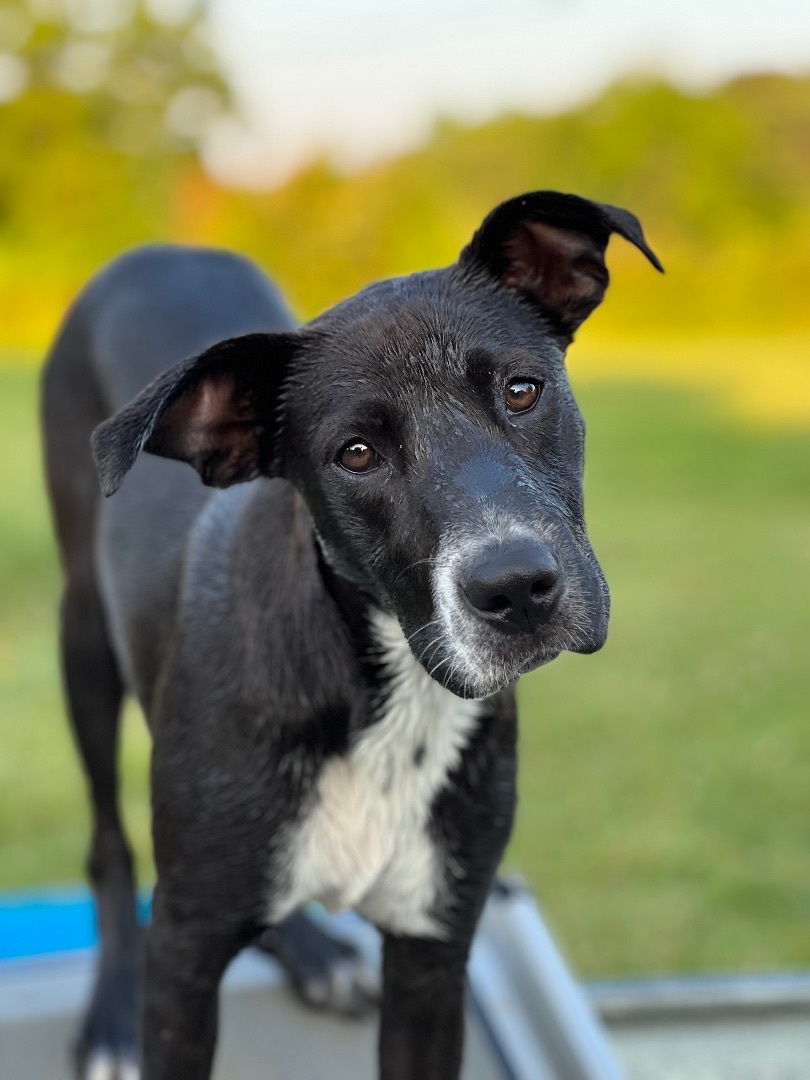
[42,190,661,1080]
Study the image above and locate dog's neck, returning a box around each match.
[311,521,376,591]
[313,544,398,713]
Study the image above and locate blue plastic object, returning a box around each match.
[0,888,151,960]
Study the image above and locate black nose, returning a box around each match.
[461,540,561,634]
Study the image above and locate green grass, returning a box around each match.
[510,382,810,976]
[1,363,808,978]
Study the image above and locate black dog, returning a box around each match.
[42,190,661,1080]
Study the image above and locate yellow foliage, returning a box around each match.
[570,332,810,428]
[1,72,809,429]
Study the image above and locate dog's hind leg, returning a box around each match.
[60,575,141,1078]
[256,909,380,1016]
[43,333,141,1079]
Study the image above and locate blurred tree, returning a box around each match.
[0,0,230,157]
[175,75,810,336]
[0,0,234,345]
[0,5,809,353]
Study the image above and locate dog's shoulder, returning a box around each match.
[168,477,363,721]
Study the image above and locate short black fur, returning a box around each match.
[41,194,661,1080]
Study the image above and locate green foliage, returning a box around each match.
[2,363,808,976]
[0,0,231,343]
[1,35,810,348]
[0,0,228,157]
[177,75,810,338]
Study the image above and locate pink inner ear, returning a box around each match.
[194,378,233,428]
[152,372,238,454]
[147,370,264,486]
[502,221,609,330]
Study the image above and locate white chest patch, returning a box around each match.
[267,612,483,937]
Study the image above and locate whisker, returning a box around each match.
[429,655,452,679]
[422,634,446,666]
[394,556,439,584]
[406,618,441,645]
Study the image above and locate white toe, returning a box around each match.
[84,1049,140,1080]
[85,1051,116,1080]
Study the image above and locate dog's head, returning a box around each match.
[94,191,661,699]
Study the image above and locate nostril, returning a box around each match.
[488,594,512,614]
[530,568,560,600]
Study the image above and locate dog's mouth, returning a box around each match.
[409,625,570,700]
[407,588,608,699]
[451,648,562,700]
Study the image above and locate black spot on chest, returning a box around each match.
[413,743,426,767]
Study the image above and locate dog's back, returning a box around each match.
[42,245,295,710]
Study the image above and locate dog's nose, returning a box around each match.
[461,540,561,634]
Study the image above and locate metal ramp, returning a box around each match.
[4,883,810,1078]
[0,879,624,1079]
[468,880,624,1079]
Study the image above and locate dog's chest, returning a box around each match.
[268,614,482,937]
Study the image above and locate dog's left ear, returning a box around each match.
[460,191,663,340]
[92,332,298,496]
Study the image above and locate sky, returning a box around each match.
[204,0,810,186]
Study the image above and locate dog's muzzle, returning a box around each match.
[421,527,608,698]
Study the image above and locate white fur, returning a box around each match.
[268,612,483,937]
[85,1050,140,1080]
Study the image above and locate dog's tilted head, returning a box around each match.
[93,191,662,699]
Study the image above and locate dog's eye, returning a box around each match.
[505,379,541,414]
[338,440,381,473]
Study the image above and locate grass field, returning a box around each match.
[1,356,808,978]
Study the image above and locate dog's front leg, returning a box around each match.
[379,935,471,1080]
[141,890,240,1080]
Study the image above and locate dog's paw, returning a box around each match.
[80,1048,140,1080]
[293,951,381,1015]
[75,1002,139,1080]
[257,912,380,1017]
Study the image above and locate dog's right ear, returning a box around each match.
[92,332,298,496]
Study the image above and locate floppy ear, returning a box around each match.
[91,332,298,496]
[460,191,663,340]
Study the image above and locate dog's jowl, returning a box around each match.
[42,191,661,1080]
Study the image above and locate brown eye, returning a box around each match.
[338,440,380,473]
[505,379,541,414]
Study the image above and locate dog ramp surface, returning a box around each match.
[0,883,622,1079]
[4,886,810,1078]
[27,886,810,1079]
[0,948,503,1080]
